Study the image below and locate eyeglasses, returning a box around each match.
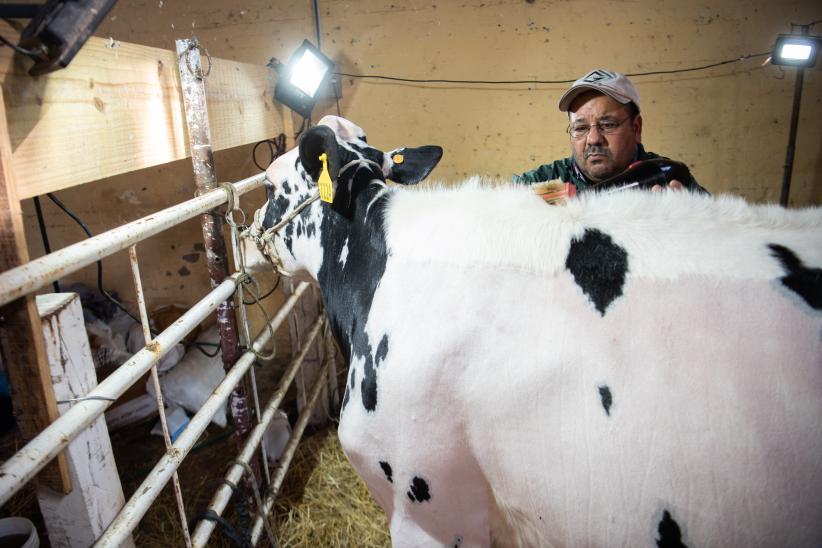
[567,117,630,139]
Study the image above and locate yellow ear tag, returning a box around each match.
[318,153,334,203]
[392,153,405,164]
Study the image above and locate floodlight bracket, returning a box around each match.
[0,0,118,76]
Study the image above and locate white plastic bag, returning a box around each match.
[126,322,185,373]
[146,326,227,428]
[263,411,291,464]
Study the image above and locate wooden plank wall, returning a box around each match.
[0,87,71,492]
[0,34,289,493]
[0,36,283,199]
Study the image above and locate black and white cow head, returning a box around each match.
[244,115,442,279]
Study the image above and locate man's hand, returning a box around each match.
[651,179,684,192]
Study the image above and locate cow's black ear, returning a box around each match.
[299,125,340,182]
[386,145,443,185]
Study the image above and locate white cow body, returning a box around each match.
[246,116,822,547]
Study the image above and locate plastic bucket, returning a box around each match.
[0,517,39,548]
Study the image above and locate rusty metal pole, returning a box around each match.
[175,39,260,482]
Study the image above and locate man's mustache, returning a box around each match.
[585,146,610,158]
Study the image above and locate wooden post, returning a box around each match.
[0,87,71,493]
[35,293,134,548]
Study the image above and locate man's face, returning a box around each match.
[568,91,642,182]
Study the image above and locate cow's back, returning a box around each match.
[338,185,822,547]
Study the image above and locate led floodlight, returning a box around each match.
[772,34,822,67]
[274,39,335,118]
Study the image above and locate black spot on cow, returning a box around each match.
[379,460,393,483]
[598,385,613,416]
[193,242,205,252]
[282,180,291,194]
[182,253,200,263]
[656,510,687,548]
[178,266,191,276]
[283,223,295,255]
[305,221,317,238]
[296,192,313,218]
[262,190,291,229]
[348,142,385,166]
[768,244,821,311]
[375,335,389,366]
[565,229,628,315]
[361,355,378,411]
[407,476,431,503]
[296,223,303,237]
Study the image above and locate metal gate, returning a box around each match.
[0,37,335,546]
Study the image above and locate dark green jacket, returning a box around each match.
[513,144,707,193]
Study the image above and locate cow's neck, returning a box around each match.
[316,176,391,364]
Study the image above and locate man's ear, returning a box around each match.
[385,145,443,185]
[299,125,340,182]
[633,114,643,143]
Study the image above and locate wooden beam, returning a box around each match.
[36,293,133,547]
[0,36,283,199]
[0,87,71,493]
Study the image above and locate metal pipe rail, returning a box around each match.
[251,348,333,545]
[94,280,311,548]
[0,172,266,308]
[129,245,193,546]
[0,273,243,507]
[191,313,324,546]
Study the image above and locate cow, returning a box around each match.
[242,115,822,547]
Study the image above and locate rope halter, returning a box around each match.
[242,156,384,276]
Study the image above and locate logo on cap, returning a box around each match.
[582,69,616,84]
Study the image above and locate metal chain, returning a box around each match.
[221,183,277,361]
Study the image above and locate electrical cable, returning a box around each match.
[251,140,275,172]
[46,193,125,322]
[33,196,60,293]
[294,116,309,140]
[46,192,222,358]
[334,84,342,116]
[792,19,822,28]
[335,50,774,85]
[0,33,41,57]
[251,134,286,172]
[242,274,280,305]
[621,52,771,77]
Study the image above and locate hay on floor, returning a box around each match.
[272,427,390,547]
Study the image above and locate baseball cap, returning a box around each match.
[558,69,641,112]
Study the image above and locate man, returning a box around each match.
[514,69,706,193]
